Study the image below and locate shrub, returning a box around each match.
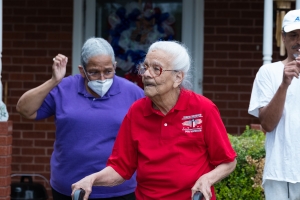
[214,126,265,200]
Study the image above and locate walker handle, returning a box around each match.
[193,191,204,200]
[73,188,85,200]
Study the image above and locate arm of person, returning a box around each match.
[259,60,300,132]
[71,166,125,200]
[258,84,288,132]
[16,54,68,119]
[191,159,237,200]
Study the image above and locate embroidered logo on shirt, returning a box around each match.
[182,114,202,133]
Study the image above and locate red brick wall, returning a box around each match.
[1,0,291,199]
[0,121,12,200]
[2,0,73,199]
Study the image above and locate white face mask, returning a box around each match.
[81,67,114,97]
[87,78,113,97]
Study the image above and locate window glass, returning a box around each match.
[96,0,182,87]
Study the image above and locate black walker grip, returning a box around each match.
[193,191,204,200]
[73,188,85,200]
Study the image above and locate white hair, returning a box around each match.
[81,37,115,68]
[148,40,193,89]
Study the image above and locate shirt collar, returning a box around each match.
[143,88,190,116]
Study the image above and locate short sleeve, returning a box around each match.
[106,113,137,180]
[248,65,276,117]
[204,105,237,166]
[36,89,56,120]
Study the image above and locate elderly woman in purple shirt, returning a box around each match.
[16,37,144,200]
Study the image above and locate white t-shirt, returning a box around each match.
[249,61,300,185]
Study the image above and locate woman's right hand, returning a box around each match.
[52,54,68,82]
[71,175,93,200]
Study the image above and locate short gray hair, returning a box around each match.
[148,40,193,89]
[81,37,115,68]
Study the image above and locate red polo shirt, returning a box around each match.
[107,89,236,200]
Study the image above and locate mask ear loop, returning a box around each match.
[81,66,91,81]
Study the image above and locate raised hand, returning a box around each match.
[52,54,68,82]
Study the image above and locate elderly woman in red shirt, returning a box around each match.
[72,40,237,200]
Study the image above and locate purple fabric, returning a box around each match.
[36,74,144,198]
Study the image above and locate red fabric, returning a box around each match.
[124,73,144,89]
[107,89,236,200]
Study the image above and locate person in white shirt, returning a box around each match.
[249,9,300,200]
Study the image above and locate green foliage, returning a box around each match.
[214,126,266,200]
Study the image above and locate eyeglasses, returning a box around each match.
[85,70,115,79]
[138,64,178,77]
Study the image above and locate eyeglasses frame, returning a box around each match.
[138,64,178,77]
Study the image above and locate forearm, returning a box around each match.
[204,159,237,185]
[259,84,288,132]
[71,166,125,200]
[16,78,60,119]
[91,166,125,187]
[191,159,237,200]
